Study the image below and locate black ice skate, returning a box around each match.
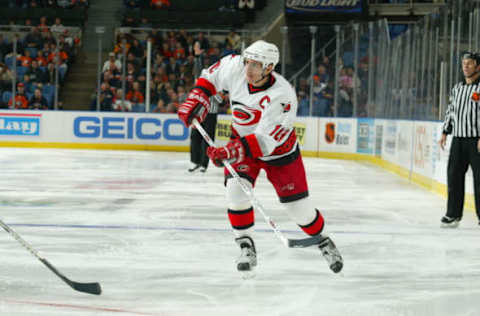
[235,236,257,272]
[440,216,460,228]
[318,236,343,273]
[188,164,201,172]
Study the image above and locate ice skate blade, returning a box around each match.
[440,222,459,228]
[239,270,256,280]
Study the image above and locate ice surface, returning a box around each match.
[0,148,479,316]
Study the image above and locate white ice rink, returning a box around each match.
[1,147,480,316]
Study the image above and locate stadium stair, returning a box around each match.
[59,51,104,110]
[61,0,123,110]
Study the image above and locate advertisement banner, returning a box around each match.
[397,120,413,170]
[215,119,233,142]
[0,112,321,152]
[383,120,397,160]
[356,118,374,154]
[285,0,366,15]
[0,111,191,146]
[375,120,384,156]
[432,123,448,186]
[412,121,432,177]
[318,118,356,152]
[71,114,189,144]
[0,112,41,136]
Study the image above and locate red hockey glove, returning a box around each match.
[177,88,210,127]
[207,138,246,167]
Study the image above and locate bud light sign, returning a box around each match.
[0,113,40,136]
[285,0,365,14]
[73,116,188,141]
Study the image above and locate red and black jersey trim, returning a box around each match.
[230,128,261,160]
[195,86,212,98]
[247,74,276,94]
[228,207,254,230]
[239,137,253,158]
[299,209,324,236]
[232,125,300,166]
[242,134,263,158]
[270,129,297,156]
[265,145,300,167]
[279,190,309,203]
[195,78,216,97]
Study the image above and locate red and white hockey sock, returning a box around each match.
[298,209,325,236]
[228,207,254,231]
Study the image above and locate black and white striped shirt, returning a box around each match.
[208,94,222,114]
[442,77,480,137]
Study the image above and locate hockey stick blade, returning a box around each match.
[287,235,323,248]
[40,258,102,295]
[0,219,101,296]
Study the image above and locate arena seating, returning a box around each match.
[0,1,87,109]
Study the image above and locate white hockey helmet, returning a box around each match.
[243,40,279,70]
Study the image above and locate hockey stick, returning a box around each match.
[192,119,321,248]
[0,219,102,295]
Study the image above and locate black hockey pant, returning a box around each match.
[446,137,480,219]
[190,113,217,168]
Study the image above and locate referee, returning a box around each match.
[440,52,480,227]
[188,93,221,173]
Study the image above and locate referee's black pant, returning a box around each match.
[446,137,480,219]
[190,113,217,169]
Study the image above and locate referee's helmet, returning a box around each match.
[462,52,480,65]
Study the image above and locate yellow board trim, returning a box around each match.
[0,141,473,211]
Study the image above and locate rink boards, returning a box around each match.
[0,110,470,207]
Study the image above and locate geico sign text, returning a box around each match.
[73,116,188,140]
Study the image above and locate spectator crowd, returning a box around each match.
[92,28,243,114]
[295,52,370,118]
[0,0,85,110]
[0,21,80,109]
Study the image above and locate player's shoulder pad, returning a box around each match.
[228,54,243,67]
[273,73,297,98]
[207,54,241,74]
[267,91,296,115]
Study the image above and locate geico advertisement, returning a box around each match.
[73,115,189,142]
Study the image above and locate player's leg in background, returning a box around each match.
[199,113,218,171]
[443,138,469,226]
[189,127,203,172]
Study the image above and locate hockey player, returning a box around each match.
[178,40,343,274]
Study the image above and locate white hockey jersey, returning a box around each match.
[198,54,299,162]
